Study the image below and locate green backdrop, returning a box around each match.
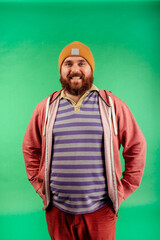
[0,0,160,239]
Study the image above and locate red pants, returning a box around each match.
[45,202,117,240]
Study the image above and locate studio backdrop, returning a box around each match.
[0,0,160,239]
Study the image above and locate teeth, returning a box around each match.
[71,77,81,79]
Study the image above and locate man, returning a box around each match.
[22,41,146,240]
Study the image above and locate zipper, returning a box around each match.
[108,107,119,214]
[45,106,50,208]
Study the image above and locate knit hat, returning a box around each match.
[58,41,95,74]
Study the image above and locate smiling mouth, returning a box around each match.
[70,76,82,80]
[70,78,82,85]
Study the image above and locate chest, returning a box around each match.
[53,91,104,139]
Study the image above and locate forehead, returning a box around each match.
[63,56,87,63]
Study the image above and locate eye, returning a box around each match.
[79,62,85,66]
[65,63,71,66]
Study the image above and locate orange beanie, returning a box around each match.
[58,41,95,74]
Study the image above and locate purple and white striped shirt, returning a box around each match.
[50,90,110,214]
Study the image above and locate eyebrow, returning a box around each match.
[64,59,86,63]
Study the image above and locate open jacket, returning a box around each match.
[22,88,146,215]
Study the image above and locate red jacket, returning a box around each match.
[22,88,146,215]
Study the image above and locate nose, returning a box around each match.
[70,64,81,74]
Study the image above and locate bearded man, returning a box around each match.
[22,41,146,240]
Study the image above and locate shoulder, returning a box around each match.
[35,90,61,112]
[99,89,128,109]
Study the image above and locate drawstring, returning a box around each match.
[43,96,50,136]
[108,96,118,136]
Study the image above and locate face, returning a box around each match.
[60,56,94,96]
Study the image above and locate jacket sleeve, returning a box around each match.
[117,98,147,200]
[22,103,43,193]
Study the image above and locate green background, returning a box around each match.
[0,0,160,239]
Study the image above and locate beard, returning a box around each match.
[60,73,94,96]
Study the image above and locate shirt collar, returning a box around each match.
[59,84,99,100]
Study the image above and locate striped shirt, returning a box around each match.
[50,87,110,214]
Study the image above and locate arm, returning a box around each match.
[22,103,43,194]
[118,100,147,200]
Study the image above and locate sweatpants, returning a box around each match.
[45,202,117,240]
